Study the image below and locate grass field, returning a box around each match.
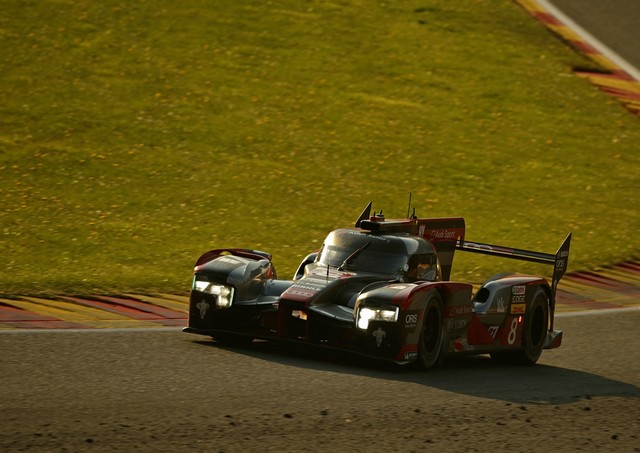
[1,0,639,296]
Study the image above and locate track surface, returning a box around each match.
[1,311,639,452]
[548,0,640,70]
[1,264,637,452]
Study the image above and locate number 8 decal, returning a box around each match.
[507,317,519,345]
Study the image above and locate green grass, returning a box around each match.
[1,0,639,296]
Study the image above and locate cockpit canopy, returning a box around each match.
[317,228,440,282]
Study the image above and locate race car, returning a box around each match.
[183,202,571,369]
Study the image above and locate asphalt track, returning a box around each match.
[1,264,638,452]
[547,0,640,73]
[1,310,639,452]
[2,2,640,452]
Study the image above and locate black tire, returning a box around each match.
[491,288,549,365]
[213,333,254,347]
[415,292,444,370]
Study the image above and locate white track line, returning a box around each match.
[555,306,640,317]
[539,0,640,81]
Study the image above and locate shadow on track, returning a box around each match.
[191,338,639,406]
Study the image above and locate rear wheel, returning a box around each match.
[492,288,548,365]
[415,292,444,370]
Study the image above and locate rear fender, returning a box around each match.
[472,275,552,347]
[473,275,550,318]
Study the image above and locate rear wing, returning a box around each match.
[458,233,572,329]
[457,233,572,291]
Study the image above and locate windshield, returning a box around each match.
[316,229,439,281]
[318,243,408,275]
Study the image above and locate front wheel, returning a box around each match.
[415,292,444,370]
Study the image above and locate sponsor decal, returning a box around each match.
[286,288,316,298]
[511,303,526,314]
[284,280,327,299]
[445,305,472,317]
[425,228,460,240]
[496,297,505,313]
[511,286,527,305]
[555,259,565,271]
[488,326,499,338]
[448,318,469,330]
[373,327,386,347]
[405,312,419,328]
[294,282,324,292]
[404,351,418,360]
[346,230,391,243]
[197,300,210,319]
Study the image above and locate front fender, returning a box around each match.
[194,251,276,302]
[354,281,474,362]
[293,252,318,280]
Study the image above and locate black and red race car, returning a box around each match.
[184,202,571,369]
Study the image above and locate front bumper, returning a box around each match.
[185,300,411,364]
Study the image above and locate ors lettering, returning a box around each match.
[405,314,418,325]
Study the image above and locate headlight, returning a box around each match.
[356,306,399,330]
[192,276,234,308]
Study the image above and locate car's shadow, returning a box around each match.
[192,338,639,405]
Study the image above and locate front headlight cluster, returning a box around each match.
[192,276,234,308]
[356,306,399,330]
